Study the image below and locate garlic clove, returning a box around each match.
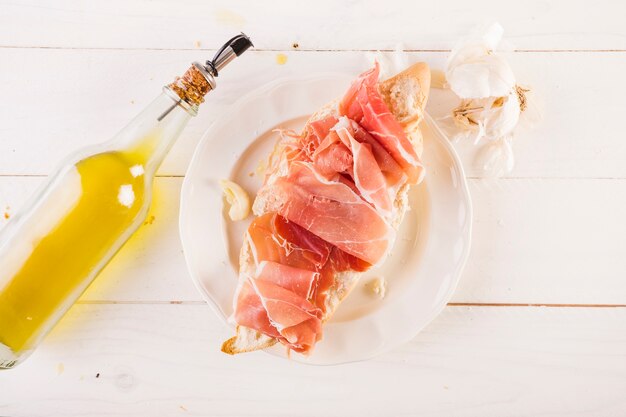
[219,179,251,221]
[452,90,520,143]
[446,22,516,99]
[475,135,515,178]
[448,55,516,99]
[483,91,521,140]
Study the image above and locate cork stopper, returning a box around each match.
[168,63,215,106]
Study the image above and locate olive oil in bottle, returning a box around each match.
[0,34,253,368]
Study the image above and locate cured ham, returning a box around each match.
[340,63,424,184]
[249,279,322,349]
[335,125,392,216]
[256,261,318,299]
[246,212,332,271]
[307,118,394,217]
[302,115,339,159]
[229,64,427,355]
[234,214,368,352]
[233,280,281,339]
[234,276,322,353]
[343,117,407,188]
[255,161,394,265]
[311,131,353,177]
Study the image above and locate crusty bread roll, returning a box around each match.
[222,63,431,355]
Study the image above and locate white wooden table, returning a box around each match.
[1,1,625,415]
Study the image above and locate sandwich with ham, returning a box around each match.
[222,62,431,355]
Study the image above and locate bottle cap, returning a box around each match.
[167,33,253,107]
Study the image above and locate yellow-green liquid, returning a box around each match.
[0,149,148,356]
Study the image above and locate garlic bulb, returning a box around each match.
[444,23,530,177]
[219,179,251,221]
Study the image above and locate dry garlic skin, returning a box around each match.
[220,179,251,221]
[453,92,521,141]
[446,23,516,99]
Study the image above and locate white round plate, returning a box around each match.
[179,74,472,365]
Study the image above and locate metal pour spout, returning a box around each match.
[205,33,254,77]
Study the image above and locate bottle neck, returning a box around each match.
[109,63,215,173]
[110,90,195,172]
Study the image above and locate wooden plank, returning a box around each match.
[459,178,626,305]
[0,304,624,416]
[0,0,625,50]
[0,49,624,179]
[2,176,625,305]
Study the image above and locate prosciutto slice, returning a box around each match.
[234,277,322,353]
[234,213,368,353]
[312,131,353,177]
[255,261,318,299]
[246,212,332,271]
[342,117,407,189]
[335,126,392,217]
[233,255,323,353]
[301,115,339,160]
[340,63,424,184]
[233,280,281,339]
[256,161,394,265]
